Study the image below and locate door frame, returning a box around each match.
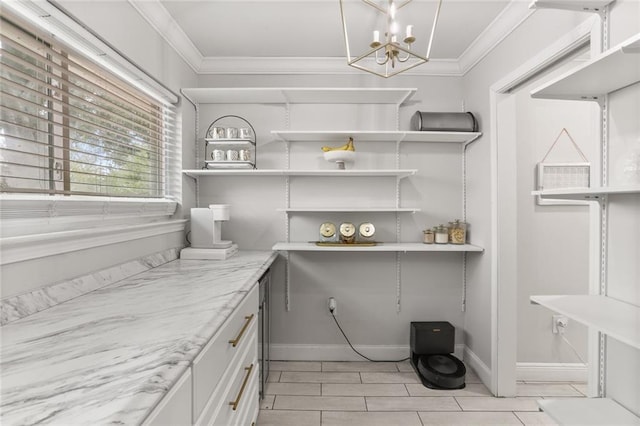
[489,16,598,396]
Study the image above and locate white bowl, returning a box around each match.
[323,150,356,164]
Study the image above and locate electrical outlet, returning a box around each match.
[552,315,568,334]
[328,297,337,315]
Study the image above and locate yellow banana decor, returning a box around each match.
[321,137,355,152]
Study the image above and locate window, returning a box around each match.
[0,14,177,199]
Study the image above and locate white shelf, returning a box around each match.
[271,130,482,145]
[529,0,613,12]
[183,169,417,179]
[272,242,484,252]
[531,32,640,101]
[530,295,640,350]
[532,185,640,200]
[205,138,255,146]
[278,207,421,213]
[538,398,640,425]
[181,87,417,105]
[203,161,255,169]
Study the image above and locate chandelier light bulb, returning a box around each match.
[390,21,399,35]
[389,1,397,19]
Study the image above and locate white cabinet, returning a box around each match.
[142,369,193,426]
[193,284,259,426]
[141,285,260,426]
[530,29,640,425]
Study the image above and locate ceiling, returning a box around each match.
[131,0,531,76]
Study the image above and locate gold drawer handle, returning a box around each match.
[228,314,254,347]
[229,363,254,411]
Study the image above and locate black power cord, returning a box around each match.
[330,310,409,363]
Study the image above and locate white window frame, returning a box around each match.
[0,1,184,265]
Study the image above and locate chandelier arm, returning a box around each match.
[397,53,411,63]
[339,0,352,60]
[425,0,443,59]
[375,49,390,65]
[396,0,413,11]
[361,0,387,13]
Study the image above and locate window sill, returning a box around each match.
[0,219,187,265]
[0,195,184,265]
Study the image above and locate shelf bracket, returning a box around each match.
[396,251,402,313]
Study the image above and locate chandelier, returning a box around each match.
[339,0,443,78]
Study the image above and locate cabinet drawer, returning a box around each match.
[193,285,258,421]
[142,368,192,426]
[210,342,258,426]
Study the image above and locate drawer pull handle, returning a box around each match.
[228,314,254,347]
[229,363,254,411]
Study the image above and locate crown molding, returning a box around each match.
[128,0,203,74]
[457,1,535,74]
[130,0,533,77]
[198,56,463,76]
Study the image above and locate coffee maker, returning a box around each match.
[180,204,238,260]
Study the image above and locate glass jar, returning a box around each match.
[449,220,467,245]
[434,225,448,244]
[423,229,435,244]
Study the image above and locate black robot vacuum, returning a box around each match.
[410,321,466,390]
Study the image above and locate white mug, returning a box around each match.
[239,128,253,139]
[226,149,239,161]
[208,127,225,139]
[211,150,225,162]
[225,127,238,139]
[239,149,251,162]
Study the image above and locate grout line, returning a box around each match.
[513,411,526,425]
[453,395,464,411]
[417,410,425,426]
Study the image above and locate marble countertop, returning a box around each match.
[0,250,277,425]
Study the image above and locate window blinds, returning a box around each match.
[0,14,180,199]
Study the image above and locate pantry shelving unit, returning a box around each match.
[529,0,614,13]
[182,169,417,179]
[532,185,640,200]
[530,295,640,350]
[182,87,484,312]
[537,399,640,426]
[271,130,481,145]
[531,33,640,101]
[272,242,484,252]
[529,28,640,425]
[181,87,417,105]
[277,208,421,213]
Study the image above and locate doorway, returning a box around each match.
[491,19,600,396]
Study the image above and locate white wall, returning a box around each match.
[0,2,198,299]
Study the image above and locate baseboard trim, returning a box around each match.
[271,344,465,362]
[463,346,492,389]
[516,362,587,382]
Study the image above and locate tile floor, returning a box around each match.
[257,361,586,426]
